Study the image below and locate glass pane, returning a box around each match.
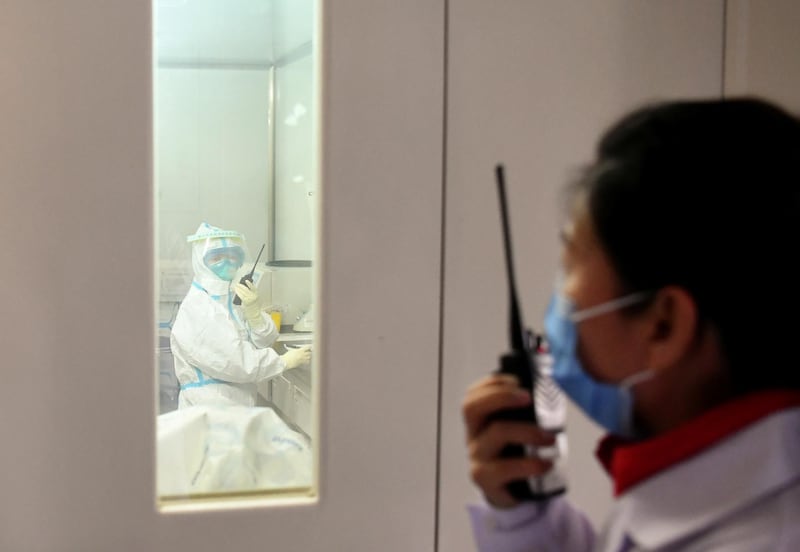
[154,0,317,502]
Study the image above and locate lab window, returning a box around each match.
[153,0,319,504]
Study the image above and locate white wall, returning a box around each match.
[0,1,446,550]
[724,0,800,110]
[156,67,272,269]
[439,3,724,550]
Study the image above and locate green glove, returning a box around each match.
[233,281,262,325]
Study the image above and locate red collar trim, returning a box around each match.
[596,389,800,496]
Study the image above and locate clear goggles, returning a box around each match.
[203,246,245,269]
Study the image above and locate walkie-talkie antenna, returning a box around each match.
[248,244,266,277]
[492,163,567,502]
[496,165,526,353]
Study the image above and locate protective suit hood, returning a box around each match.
[187,222,246,295]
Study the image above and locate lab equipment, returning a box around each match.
[491,164,566,500]
[293,303,314,332]
[269,308,283,330]
[233,243,265,305]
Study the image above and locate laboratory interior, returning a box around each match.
[154,0,317,498]
[3,1,800,551]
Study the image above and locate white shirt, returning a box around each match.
[469,406,800,551]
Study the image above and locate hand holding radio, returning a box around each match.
[470,164,566,503]
[463,373,557,508]
[234,280,262,325]
[233,243,265,306]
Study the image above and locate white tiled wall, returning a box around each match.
[155,67,272,266]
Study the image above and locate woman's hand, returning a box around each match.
[462,374,556,508]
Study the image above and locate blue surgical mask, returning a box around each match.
[544,291,653,438]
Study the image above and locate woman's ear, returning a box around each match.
[644,286,699,372]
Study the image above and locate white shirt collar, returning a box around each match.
[614,407,800,549]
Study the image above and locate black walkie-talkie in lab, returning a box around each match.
[492,164,567,501]
[233,243,265,306]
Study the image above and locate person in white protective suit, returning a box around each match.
[171,222,311,408]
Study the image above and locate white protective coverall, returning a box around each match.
[157,406,312,496]
[171,223,286,408]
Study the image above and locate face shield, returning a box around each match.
[187,223,249,282]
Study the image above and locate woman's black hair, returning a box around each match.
[576,98,800,391]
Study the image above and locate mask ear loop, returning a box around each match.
[569,292,651,323]
[620,368,656,390]
[551,271,576,318]
[617,366,657,438]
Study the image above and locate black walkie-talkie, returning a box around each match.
[233,243,265,305]
[493,164,567,501]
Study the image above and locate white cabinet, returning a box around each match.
[262,364,312,436]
